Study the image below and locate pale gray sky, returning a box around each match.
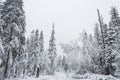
[24,0,120,54]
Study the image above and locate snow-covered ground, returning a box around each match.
[6,72,120,80]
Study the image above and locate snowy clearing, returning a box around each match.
[6,72,120,80]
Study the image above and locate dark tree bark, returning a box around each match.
[36,67,39,77]
[4,49,10,78]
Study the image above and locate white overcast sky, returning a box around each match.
[24,0,120,54]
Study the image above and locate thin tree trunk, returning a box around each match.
[36,67,40,77]
[4,49,10,78]
[97,9,105,49]
[97,9,108,74]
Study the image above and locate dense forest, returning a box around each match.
[0,0,120,80]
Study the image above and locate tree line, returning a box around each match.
[0,0,120,79]
[61,7,120,76]
[0,0,57,78]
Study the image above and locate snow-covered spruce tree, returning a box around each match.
[36,30,44,77]
[26,30,34,76]
[39,31,44,54]
[26,30,45,77]
[38,30,45,75]
[94,7,120,75]
[60,31,96,74]
[95,9,117,75]
[34,29,39,77]
[106,7,120,75]
[25,34,33,76]
[93,23,104,73]
[109,7,120,48]
[79,31,95,74]
[1,0,26,78]
[81,31,90,73]
[108,7,120,51]
[48,23,57,75]
[26,30,39,76]
[87,33,99,73]
[95,9,108,74]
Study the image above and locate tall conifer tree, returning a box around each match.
[48,23,57,75]
[1,0,26,78]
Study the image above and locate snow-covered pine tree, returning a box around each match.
[26,29,45,77]
[48,23,57,75]
[38,30,45,75]
[80,31,93,74]
[88,31,100,73]
[34,29,40,77]
[25,31,34,76]
[108,7,120,50]
[27,30,40,76]
[96,9,108,74]
[1,0,26,78]
[106,7,120,75]
[96,9,116,75]
[39,31,44,53]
